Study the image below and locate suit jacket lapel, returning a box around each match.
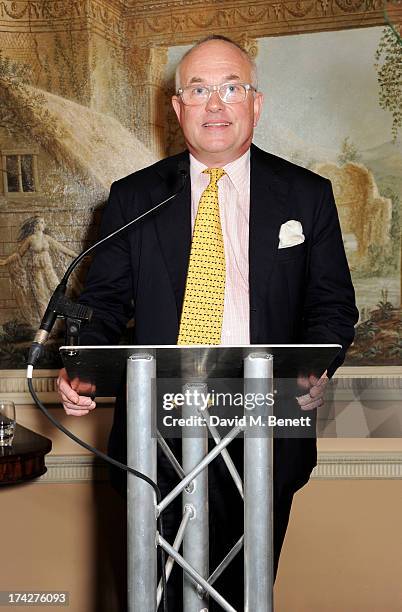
[249,144,289,341]
[152,152,191,318]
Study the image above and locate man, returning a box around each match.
[58,35,358,609]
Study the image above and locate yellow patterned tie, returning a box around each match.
[178,168,226,344]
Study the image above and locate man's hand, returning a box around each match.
[296,370,329,411]
[57,368,96,416]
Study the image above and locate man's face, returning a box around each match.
[172,41,263,166]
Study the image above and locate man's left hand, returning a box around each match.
[296,370,329,411]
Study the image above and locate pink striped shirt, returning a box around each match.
[190,150,250,345]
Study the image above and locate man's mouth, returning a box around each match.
[202,121,231,127]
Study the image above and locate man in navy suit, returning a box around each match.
[58,35,358,609]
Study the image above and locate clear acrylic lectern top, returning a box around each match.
[60,344,341,397]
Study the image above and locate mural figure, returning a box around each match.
[0,216,80,327]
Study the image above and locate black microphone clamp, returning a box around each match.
[28,283,92,367]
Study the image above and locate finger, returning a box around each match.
[299,397,324,411]
[58,367,69,379]
[63,400,96,413]
[60,393,94,408]
[69,377,96,398]
[296,390,324,406]
[296,392,312,406]
[70,377,82,392]
[58,379,80,404]
[75,380,96,396]
[64,407,90,417]
[309,384,326,399]
[57,368,70,386]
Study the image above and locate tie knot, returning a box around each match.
[203,168,225,185]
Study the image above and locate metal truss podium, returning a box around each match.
[61,344,341,612]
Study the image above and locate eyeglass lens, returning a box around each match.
[182,83,248,105]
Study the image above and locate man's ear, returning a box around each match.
[253,92,264,128]
[171,95,182,124]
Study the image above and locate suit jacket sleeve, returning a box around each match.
[78,181,135,345]
[301,178,359,377]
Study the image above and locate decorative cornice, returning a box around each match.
[41,455,109,483]
[126,0,386,46]
[312,452,402,479]
[329,366,402,400]
[0,0,126,44]
[35,451,402,483]
[86,0,127,42]
[0,0,387,48]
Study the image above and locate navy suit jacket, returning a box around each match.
[79,144,358,492]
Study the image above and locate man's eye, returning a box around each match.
[191,87,207,96]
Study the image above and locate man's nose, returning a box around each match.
[205,89,223,111]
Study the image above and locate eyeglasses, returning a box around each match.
[177,82,256,106]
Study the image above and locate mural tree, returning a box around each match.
[374,25,402,143]
[337,137,362,165]
[375,22,402,306]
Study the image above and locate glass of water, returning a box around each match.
[0,401,16,446]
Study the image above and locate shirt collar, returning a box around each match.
[190,149,250,194]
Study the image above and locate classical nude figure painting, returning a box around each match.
[0,215,80,323]
[0,22,401,368]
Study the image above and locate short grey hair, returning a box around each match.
[175,35,258,92]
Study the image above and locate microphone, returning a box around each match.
[27,163,189,370]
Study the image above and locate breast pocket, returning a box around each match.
[276,241,307,263]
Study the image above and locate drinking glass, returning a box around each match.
[0,401,16,446]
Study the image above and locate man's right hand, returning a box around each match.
[57,368,96,416]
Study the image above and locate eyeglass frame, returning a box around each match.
[176,82,257,106]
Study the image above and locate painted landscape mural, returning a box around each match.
[0,8,401,367]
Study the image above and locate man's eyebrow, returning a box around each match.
[188,77,206,84]
[186,74,241,85]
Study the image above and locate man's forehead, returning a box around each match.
[180,41,251,80]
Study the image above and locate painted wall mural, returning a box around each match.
[166,26,402,366]
[0,1,401,368]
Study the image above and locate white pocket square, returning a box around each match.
[278,220,305,249]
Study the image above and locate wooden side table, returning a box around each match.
[0,424,52,485]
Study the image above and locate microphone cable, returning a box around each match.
[27,373,169,611]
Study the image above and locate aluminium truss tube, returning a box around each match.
[157,505,193,608]
[243,353,274,612]
[207,536,244,588]
[158,535,237,612]
[157,424,244,515]
[199,409,244,499]
[182,382,209,611]
[127,354,157,612]
[182,382,209,612]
